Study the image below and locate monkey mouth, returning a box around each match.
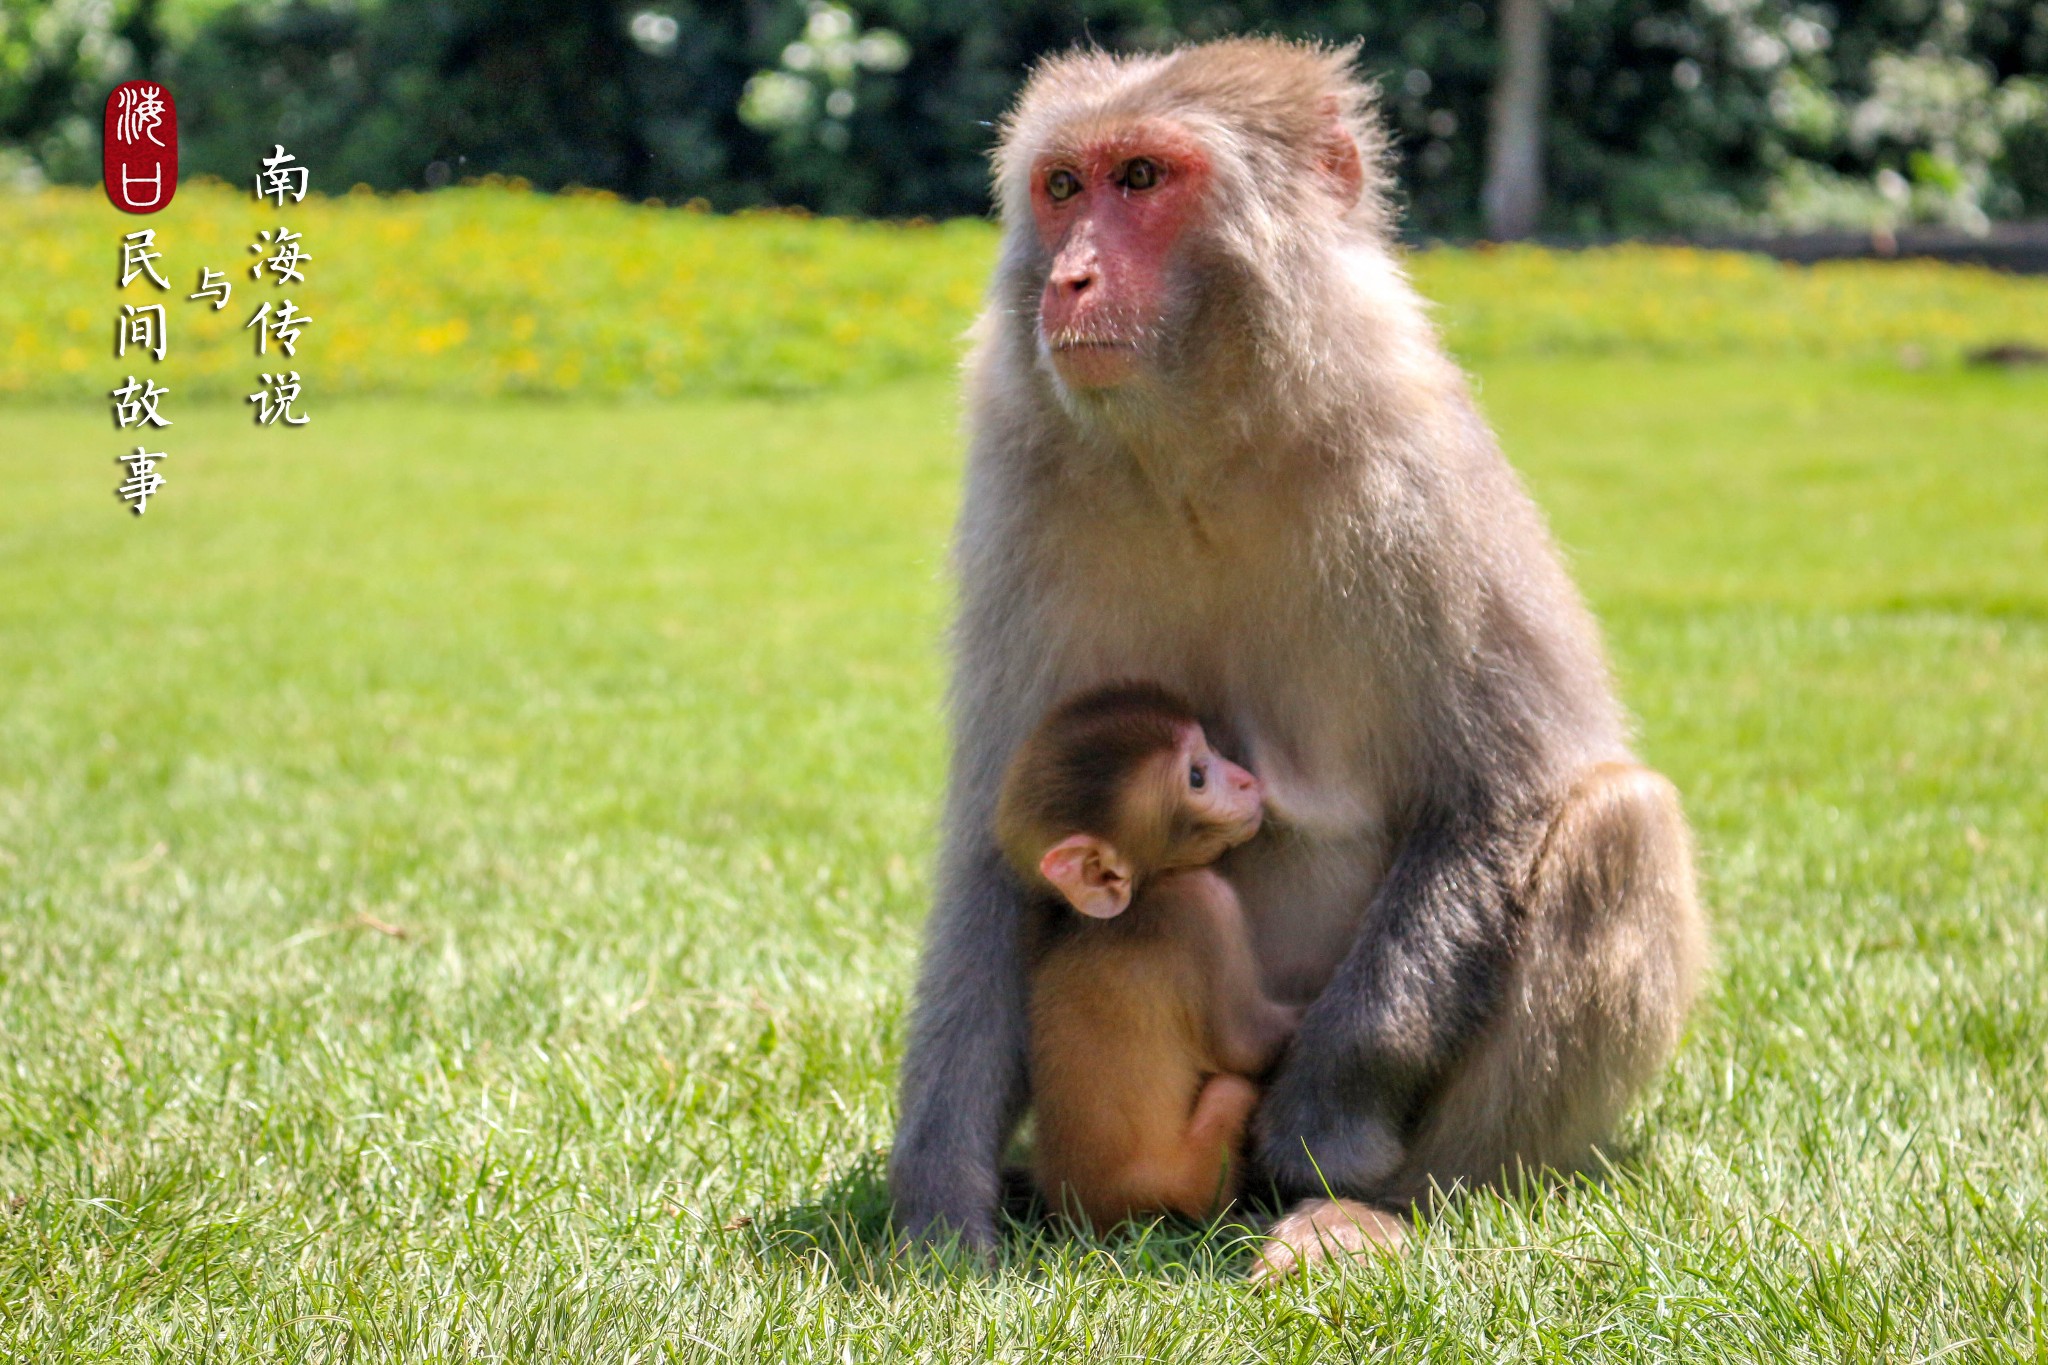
[1048,334,1137,352]
[1045,333,1141,387]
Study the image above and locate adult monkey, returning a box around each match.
[890,38,1705,1277]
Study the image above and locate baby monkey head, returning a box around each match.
[995,681,1263,920]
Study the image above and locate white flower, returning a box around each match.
[739,71,814,132]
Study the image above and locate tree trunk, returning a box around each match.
[1483,0,1550,240]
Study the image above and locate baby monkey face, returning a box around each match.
[1152,724,1264,865]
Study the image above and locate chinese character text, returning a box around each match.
[248,372,310,427]
[245,299,312,356]
[188,267,232,310]
[256,144,309,207]
[111,376,172,429]
[118,304,168,362]
[113,85,167,147]
[120,229,168,290]
[250,226,311,285]
[116,447,167,514]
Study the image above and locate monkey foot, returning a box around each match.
[1245,1198,1407,1288]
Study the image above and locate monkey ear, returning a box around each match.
[1040,835,1135,920]
[1315,95,1366,210]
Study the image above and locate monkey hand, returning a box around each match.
[1271,1002,1307,1039]
[1217,997,1305,1077]
[1252,1051,1406,1198]
[1245,1199,1408,1289]
[1249,1000,1306,1073]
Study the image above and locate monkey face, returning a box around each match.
[1160,724,1265,863]
[993,43,1383,436]
[1035,725,1263,919]
[1028,120,1213,392]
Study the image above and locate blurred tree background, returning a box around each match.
[2,0,2044,238]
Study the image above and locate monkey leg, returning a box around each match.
[1381,761,1706,1206]
[1247,763,1701,1285]
[1057,1073,1260,1228]
[1140,1072,1261,1220]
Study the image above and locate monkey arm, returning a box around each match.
[888,839,1032,1256]
[1186,877,1304,1077]
[1253,810,1520,1199]
[889,565,1050,1257]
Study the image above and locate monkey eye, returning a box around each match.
[1046,168,1082,202]
[1120,158,1162,192]
[1189,762,1207,790]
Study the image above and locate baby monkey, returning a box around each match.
[996,682,1300,1228]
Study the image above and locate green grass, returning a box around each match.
[2,353,2045,1360]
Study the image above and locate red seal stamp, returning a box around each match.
[103,81,178,214]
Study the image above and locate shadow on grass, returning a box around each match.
[743,1141,1654,1287]
[740,1150,895,1285]
[748,1150,1294,1287]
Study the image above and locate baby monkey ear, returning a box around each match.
[1040,835,1134,919]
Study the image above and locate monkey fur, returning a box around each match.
[996,682,1299,1228]
[891,39,1706,1277]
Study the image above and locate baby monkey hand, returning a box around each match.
[1218,997,1304,1078]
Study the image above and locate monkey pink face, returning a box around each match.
[1030,121,1213,390]
[1164,723,1264,857]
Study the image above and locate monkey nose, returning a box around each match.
[1056,271,1093,294]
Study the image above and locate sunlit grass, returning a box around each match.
[1,348,2044,1358]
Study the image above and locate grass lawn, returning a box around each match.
[1,355,2044,1360]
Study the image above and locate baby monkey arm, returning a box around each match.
[1168,870,1301,1077]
